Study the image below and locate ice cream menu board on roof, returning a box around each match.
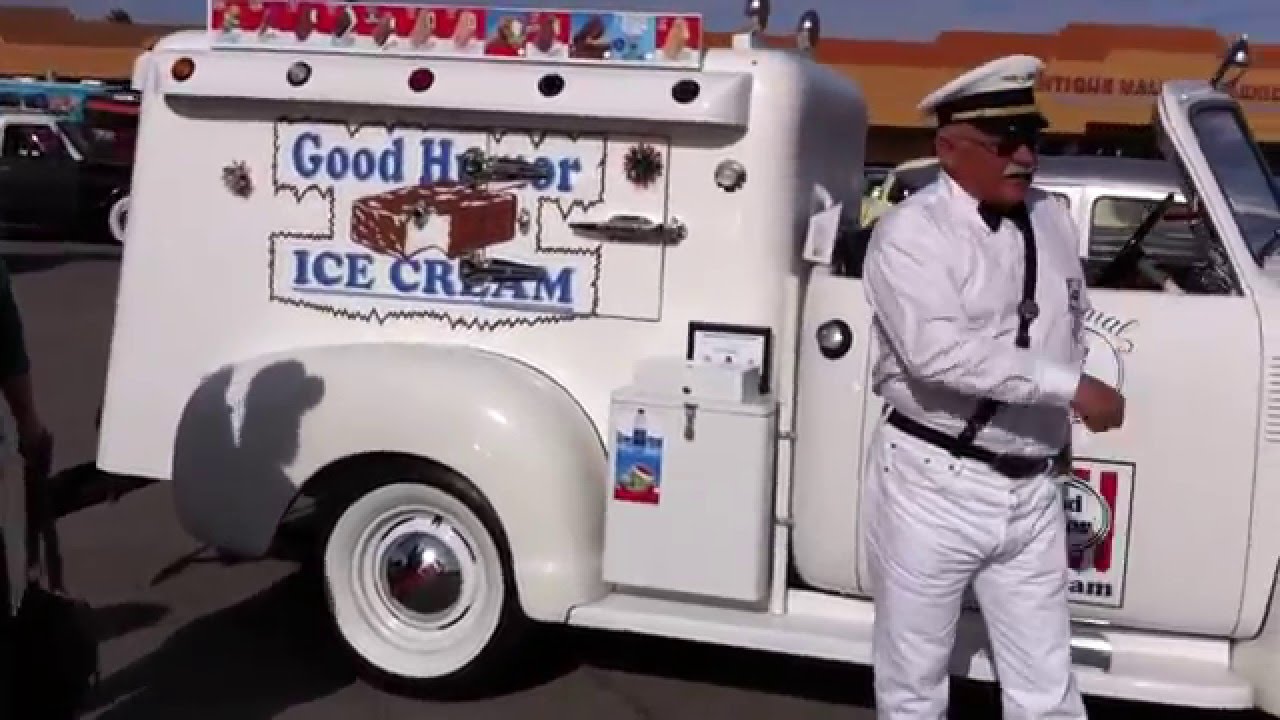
[208,1,704,68]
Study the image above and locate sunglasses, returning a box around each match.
[960,127,1042,156]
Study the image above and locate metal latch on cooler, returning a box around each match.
[683,402,697,441]
[458,148,553,185]
[570,215,687,245]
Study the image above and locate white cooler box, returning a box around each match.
[602,357,778,605]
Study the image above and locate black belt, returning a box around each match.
[886,408,1063,480]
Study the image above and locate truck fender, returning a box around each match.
[171,342,608,623]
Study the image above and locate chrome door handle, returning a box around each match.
[459,148,553,185]
[570,214,686,244]
[458,256,545,284]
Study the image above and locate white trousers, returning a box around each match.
[865,422,1087,720]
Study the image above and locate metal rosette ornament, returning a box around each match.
[623,143,664,188]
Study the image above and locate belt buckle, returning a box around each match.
[1050,452,1073,477]
[991,452,1047,479]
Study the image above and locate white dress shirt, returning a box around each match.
[863,170,1091,457]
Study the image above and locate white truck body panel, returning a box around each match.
[99,32,866,484]
[99,12,1280,715]
[98,21,866,625]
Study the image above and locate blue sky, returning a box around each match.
[7,0,1279,41]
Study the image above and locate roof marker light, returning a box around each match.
[171,57,195,82]
[538,74,565,98]
[672,79,700,104]
[408,68,435,92]
[286,61,312,87]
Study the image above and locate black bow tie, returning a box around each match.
[977,202,1029,233]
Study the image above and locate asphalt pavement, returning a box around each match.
[2,239,1256,719]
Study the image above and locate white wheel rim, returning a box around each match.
[109,196,129,243]
[324,482,505,680]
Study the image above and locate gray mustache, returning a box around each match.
[1004,162,1036,177]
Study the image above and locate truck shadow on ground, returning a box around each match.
[1,242,121,275]
[560,628,1261,720]
[84,570,351,719]
[92,601,170,644]
[78,567,1263,720]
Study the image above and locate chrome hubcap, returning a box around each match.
[382,529,463,621]
[367,512,477,632]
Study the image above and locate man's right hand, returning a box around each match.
[1071,374,1125,432]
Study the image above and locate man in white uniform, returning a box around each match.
[861,54,1126,720]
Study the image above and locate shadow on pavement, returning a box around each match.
[82,356,339,717]
[75,556,1265,720]
[2,244,120,275]
[93,601,170,644]
[48,462,157,520]
[566,627,973,716]
[85,571,352,719]
[565,627,1260,719]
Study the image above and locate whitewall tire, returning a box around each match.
[107,195,129,244]
[320,465,528,695]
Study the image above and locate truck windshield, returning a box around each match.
[1189,104,1280,267]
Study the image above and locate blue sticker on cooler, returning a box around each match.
[613,408,663,505]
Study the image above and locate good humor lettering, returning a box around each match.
[270,122,603,323]
[288,247,578,313]
[286,130,585,193]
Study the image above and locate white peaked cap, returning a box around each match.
[917,54,1049,129]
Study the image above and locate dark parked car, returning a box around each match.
[0,111,131,243]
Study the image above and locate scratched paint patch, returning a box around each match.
[264,119,666,329]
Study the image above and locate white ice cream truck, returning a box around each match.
[100,0,1280,713]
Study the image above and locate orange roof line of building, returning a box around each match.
[706,21,1280,69]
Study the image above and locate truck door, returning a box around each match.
[790,219,879,597]
[0,122,77,230]
[1153,84,1280,641]
[1070,139,1259,632]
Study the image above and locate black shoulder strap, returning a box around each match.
[956,205,1038,448]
